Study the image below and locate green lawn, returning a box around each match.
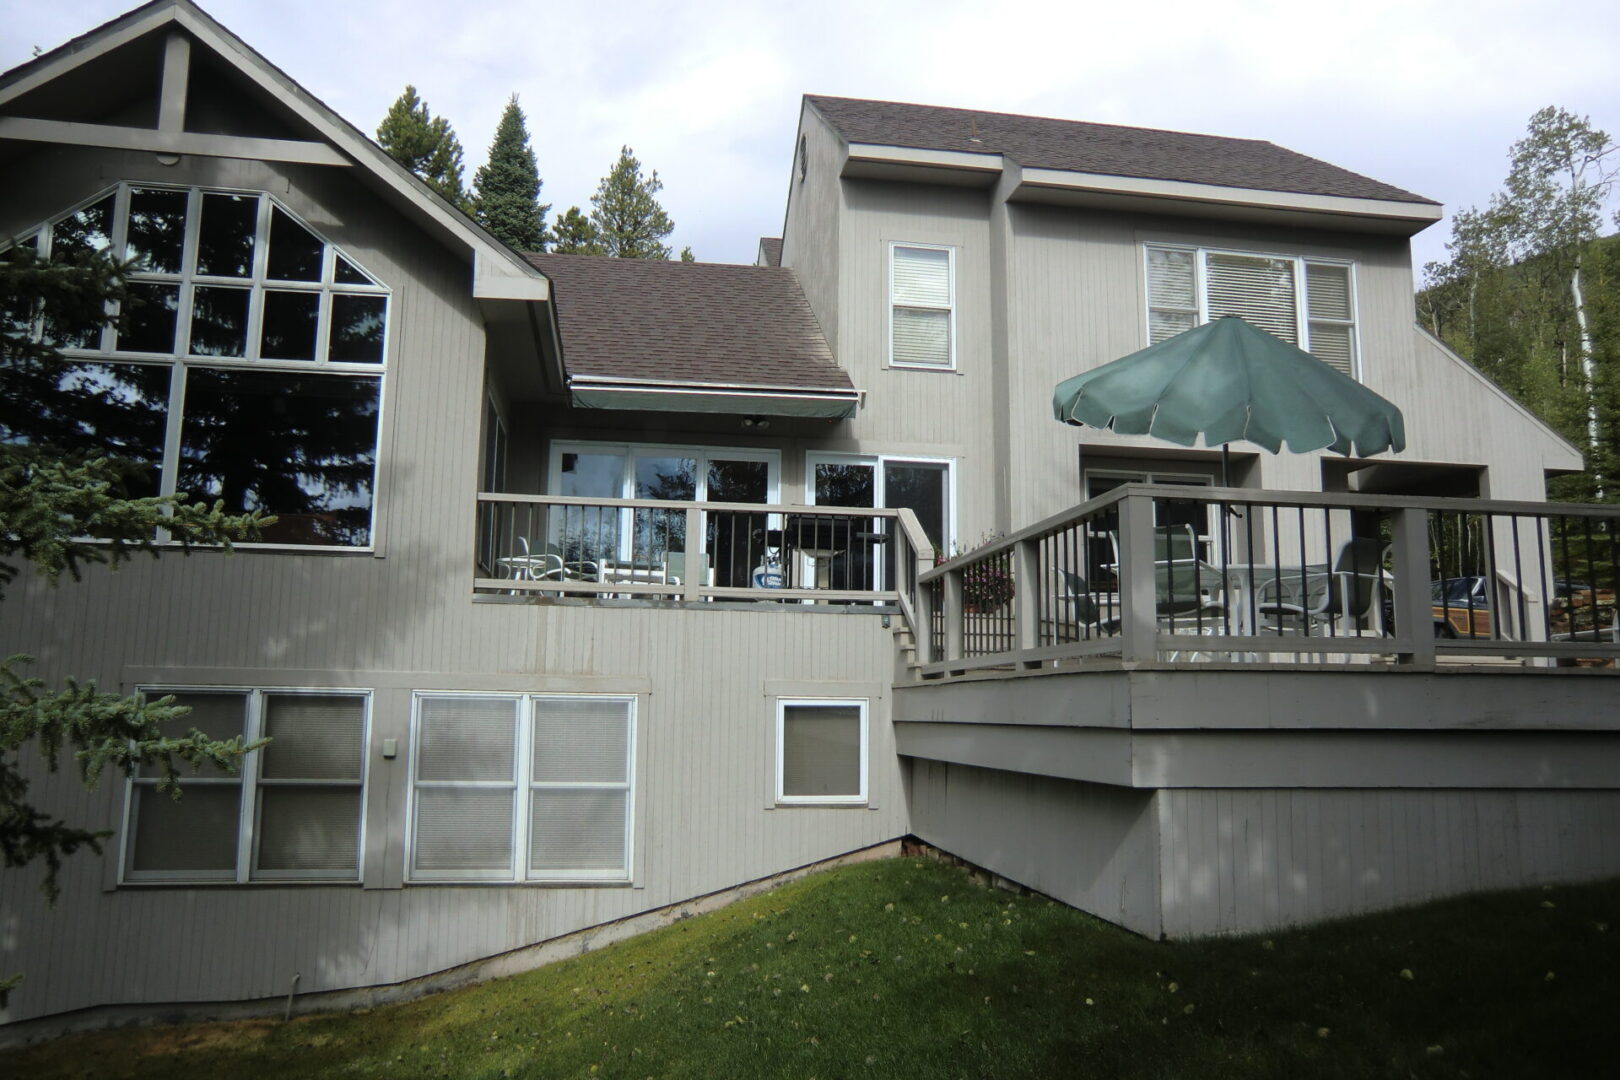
[14,857,1617,1079]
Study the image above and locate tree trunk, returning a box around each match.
[1571,257,1602,495]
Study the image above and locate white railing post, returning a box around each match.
[1014,537,1041,668]
[684,507,703,602]
[944,567,965,669]
[915,573,935,666]
[1391,506,1436,667]
[1118,490,1158,663]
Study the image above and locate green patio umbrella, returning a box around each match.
[1052,315,1406,481]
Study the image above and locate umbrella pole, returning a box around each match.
[1218,445,1232,630]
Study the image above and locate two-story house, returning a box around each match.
[3,0,1616,1040]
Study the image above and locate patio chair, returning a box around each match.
[1256,536,1389,637]
[550,541,598,581]
[1057,569,1120,640]
[662,551,712,590]
[1108,526,1226,631]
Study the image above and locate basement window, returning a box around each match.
[408,693,635,883]
[122,688,370,883]
[775,698,868,805]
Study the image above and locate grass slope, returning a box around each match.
[14,858,1618,1079]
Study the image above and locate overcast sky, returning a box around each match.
[7,0,1620,280]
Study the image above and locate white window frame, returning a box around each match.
[805,452,957,575]
[774,697,869,806]
[547,441,782,562]
[1141,242,1360,379]
[406,692,637,885]
[887,241,957,371]
[5,182,391,552]
[119,686,371,884]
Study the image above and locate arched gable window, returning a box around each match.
[2,184,388,548]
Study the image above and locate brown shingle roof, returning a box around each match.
[524,254,850,391]
[807,95,1436,205]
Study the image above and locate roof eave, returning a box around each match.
[568,378,863,420]
[1011,167,1442,236]
[840,142,1005,189]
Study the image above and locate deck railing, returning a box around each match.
[913,484,1620,677]
[474,493,934,620]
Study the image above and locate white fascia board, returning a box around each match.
[570,374,859,395]
[1018,166,1443,225]
[845,142,1005,175]
[164,4,547,302]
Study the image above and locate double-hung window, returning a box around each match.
[123,688,369,882]
[1,184,389,547]
[409,693,635,882]
[1145,244,1358,377]
[775,698,868,805]
[889,243,954,368]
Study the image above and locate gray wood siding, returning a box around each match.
[781,110,843,358]
[997,206,1575,524]
[0,145,908,1025]
[907,759,1162,937]
[1157,788,1620,938]
[2,607,906,1023]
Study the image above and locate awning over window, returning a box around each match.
[570,381,861,419]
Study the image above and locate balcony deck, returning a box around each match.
[888,485,1620,938]
[912,484,1619,675]
[474,493,930,618]
[475,484,1619,675]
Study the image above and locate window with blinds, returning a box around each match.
[776,699,868,804]
[890,244,954,368]
[124,688,368,883]
[409,693,635,882]
[1144,244,1358,376]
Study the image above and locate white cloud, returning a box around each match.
[5,0,1620,272]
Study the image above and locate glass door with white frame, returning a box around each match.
[549,443,778,585]
[806,454,953,592]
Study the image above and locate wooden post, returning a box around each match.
[683,507,703,602]
[914,571,935,667]
[944,568,965,671]
[1014,537,1041,668]
[1118,491,1158,663]
[1391,506,1435,667]
[159,33,190,135]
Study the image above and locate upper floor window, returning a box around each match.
[1145,244,1357,377]
[2,184,388,546]
[889,243,954,369]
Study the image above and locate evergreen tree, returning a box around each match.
[376,85,470,211]
[0,247,267,1000]
[550,206,605,255]
[589,146,675,259]
[679,246,696,263]
[472,96,549,252]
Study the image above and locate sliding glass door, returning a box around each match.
[550,443,778,581]
[806,454,953,590]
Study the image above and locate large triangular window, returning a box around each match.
[1,184,389,547]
